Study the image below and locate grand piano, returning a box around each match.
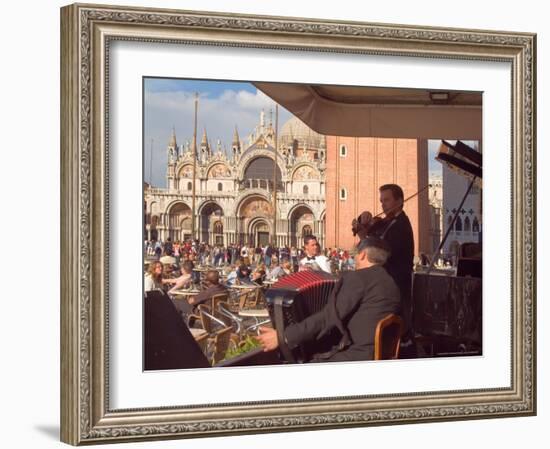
[412,140,482,357]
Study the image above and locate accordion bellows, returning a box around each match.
[265,271,339,362]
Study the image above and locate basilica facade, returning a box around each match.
[144,110,327,248]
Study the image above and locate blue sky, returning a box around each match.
[143,78,443,187]
[146,78,257,95]
[144,78,292,187]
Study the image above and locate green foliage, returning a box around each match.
[223,335,261,360]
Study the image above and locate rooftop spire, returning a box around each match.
[232,125,240,145]
[169,125,177,147]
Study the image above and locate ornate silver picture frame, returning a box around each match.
[60,3,536,445]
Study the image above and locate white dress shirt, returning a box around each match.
[299,254,332,274]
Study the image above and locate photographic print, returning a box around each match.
[143,78,483,369]
[61,3,535,444]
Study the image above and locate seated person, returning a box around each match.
[144,261,164,292]
[225,264,238,286]
[251,263,267,285]
[257,237,401,362]
[165,261,194,294]
[236,263,252,283]
[190,270,228,307]
[281,260,293,276]
[266,258,287,280]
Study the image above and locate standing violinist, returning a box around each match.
[353,184,415,348]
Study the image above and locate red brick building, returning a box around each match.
[325,136,430,255]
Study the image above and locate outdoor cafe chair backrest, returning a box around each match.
[211,326,233,365]
[241,288,262,309]
[197,304,226,335]
[217,301,243,334]
[374,313,404,360]
[237,291,251,310]
[210,292,229,313]
[194,331,210,357]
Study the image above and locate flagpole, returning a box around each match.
[272,104,279,246]
[149,138,153,184]
[192,92,198,241]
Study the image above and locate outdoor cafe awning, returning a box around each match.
[253,82,482,140]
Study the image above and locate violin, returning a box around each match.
[351,183,432,237]
[351,209,397,237]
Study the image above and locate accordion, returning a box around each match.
[265,271,339,362]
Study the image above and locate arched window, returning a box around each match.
[187,181,192,190]
[473,217,480,232]
[302,225,313,237]
[447,215,453,230]
[303,185,309,195]
[339,188,347,200]
[455,216,463,231]
[464,216,471,232]
[214,221,223,234]
[339,144,347,157]
[217,182,223,191]
[244,157,283,191]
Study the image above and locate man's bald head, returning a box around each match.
[205,270,220,285]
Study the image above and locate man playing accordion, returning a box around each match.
[258,237,400,362]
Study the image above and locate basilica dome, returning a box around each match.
[279,116,326,149]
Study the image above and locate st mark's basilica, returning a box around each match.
[144,110,327,248]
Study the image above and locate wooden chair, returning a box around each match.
[210,326,234,365]
[209,292,229,313]
[197,304,225,334]
[217,301,243,334]
[194,331,209,356]
[374,314,404,360]
[243,288,261,309]
[251,288,265,308]
[237,291,251,310]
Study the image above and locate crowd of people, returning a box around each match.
[144,241,297,295]
[144,238,357,279]
[145,183,418,362]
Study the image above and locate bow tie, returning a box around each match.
[306,256,316,261]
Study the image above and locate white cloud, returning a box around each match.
[144,88,291,187]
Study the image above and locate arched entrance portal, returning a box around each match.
[237,196,273,246]
[249,218,271,248]
[167,202,191,242]
[289,205,315,247]
[199,202,224,245]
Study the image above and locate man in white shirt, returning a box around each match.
[299,235,332,274]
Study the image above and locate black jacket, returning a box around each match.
[284,265,400,361]
[368,211,414,294]
[194,284,228,306]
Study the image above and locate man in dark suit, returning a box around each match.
[355,184,415,343]
[257,237,400,362]
[190,269,228,307]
